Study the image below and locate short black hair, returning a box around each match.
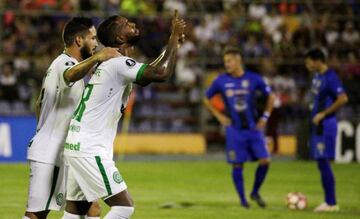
[97,16,121,47]
[305,48,326,62]
[223,46,241,56]
[62,17,93,47]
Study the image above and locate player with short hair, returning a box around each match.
[204,47,275,208]
[305,48,348,212]
[24,17,120,219]
[61,11,185,219]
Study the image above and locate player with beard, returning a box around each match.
[24,17,120,219]
[61,11,185,219]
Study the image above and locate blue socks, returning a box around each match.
[232,166,248,206]
[317,159,336,205]
[251,164,269,196]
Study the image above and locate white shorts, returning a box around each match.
[26,161,67,212]
[65,156,127,202]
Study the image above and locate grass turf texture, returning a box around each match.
[0,161,359,219]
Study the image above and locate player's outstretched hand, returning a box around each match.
[171,10,186,40]
[95,47,122,62]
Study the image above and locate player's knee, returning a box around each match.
[87,202,101,217]
[316,158,329,169]
[25,210,49,219]
[259,158,271,165]
[65,201,77,214]
[233,163,243,168]
[65,200,91,216]
[104,206,135,219]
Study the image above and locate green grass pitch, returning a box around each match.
[0,160,359,218]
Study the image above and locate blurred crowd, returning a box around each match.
[1,0,359,132]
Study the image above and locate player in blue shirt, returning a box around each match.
[204,47,275,208]
[305,49,348,212]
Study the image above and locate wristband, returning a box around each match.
[261,112,270,121]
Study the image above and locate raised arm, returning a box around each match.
[135,10,186,86]
[64,47,120,84]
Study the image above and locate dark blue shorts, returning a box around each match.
[225,126,270,163]
[310,118,337,160]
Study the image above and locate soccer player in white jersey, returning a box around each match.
[24,17,120,219]
[61,11,186,219]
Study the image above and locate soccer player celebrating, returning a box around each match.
[305,48,348,212]
[24,17,120,219]
[204,47,275,208]
[61,11,185,219]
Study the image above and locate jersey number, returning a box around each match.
[73,84,94,122]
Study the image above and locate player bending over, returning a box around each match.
[204,47,275,208]
[305,48,348,212]
[61,11,185,219]
[24,17,120,219]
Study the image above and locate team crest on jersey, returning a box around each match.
[226,89,234,97]
[241,80,249,88]
[65,61,75,66]
[56,193,64,206]
[126,59,136,67]
[113,171,123,184]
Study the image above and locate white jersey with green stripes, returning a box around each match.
[27,53,84,165]
[64,56,147,159]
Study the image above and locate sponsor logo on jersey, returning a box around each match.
[226,89,250,97]
[125,59,136,67]
[56,193,64,206]
[64,142,80,151]
[234,96,247,112]
[113,171,123,184]
[226,89,234,97]
[65,61,76,66]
